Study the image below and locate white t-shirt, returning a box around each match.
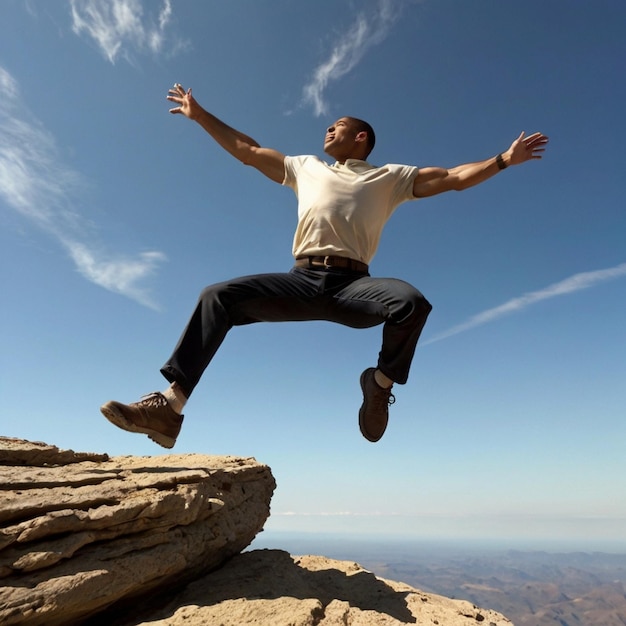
[283,155,419,264]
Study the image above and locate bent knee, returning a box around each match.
[399,287,432,322]
[198,280,230,302]
[405,286,432,313]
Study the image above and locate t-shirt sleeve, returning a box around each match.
[389,164,420,206]
[283,155,313,191]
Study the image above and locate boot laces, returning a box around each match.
[373,386,395,410]
[136,392,168,408]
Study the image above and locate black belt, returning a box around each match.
[295,255,369,273]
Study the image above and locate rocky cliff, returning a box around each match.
[0,437,512,625]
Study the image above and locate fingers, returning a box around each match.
[516,131,548,146]
[509,131,548,164]
[515,131,548,159]
[167,83,183,99]
[167,95,183,114]
[166,83,191,100]
[525,133,549,158]
[524,132,549,145]
[166,83,189,114]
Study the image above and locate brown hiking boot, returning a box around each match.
[100,392,184,449]
[359,368,395,442]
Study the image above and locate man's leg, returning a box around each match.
[160,269,332,396]
[325,275,432,441]
[101,269,328,447]
[328,275,432,383]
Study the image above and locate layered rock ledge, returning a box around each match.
[0,437,275,625]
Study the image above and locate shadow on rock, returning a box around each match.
[98,549,417,625]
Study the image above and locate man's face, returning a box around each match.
[323,117,360,160]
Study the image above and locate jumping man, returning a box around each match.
[100,83,548,448]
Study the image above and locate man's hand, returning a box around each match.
[167,83,201,121]
[505,131,549,166]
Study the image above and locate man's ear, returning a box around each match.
[355,131,368,144]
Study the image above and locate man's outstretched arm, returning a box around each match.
[412,131,549,198]
[167,83,286,184]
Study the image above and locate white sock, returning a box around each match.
[162,383,187,414]
[374,369,394,389]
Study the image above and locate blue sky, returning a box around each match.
[2,0,625,546]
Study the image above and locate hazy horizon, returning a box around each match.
[251,527,626,556]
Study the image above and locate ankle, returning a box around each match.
[374,369,393,389]
[162,383,187,414]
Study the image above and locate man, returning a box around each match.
[100,83,548,449]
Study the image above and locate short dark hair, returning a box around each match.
[347,117,376,156]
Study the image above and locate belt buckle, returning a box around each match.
[323,255,333,269]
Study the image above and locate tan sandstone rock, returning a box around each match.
[0,437,276,626]
[117,549,513,626]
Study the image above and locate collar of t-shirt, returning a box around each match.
[331,159,374,173]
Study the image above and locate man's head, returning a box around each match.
[323,116,376,162]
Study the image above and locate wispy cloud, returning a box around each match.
[0,65,166,309]
[69,0,181,64]
[301,0,406,116]
[424,263,626,344]
[65,243,165,307]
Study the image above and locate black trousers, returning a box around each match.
[160,266,432,397]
